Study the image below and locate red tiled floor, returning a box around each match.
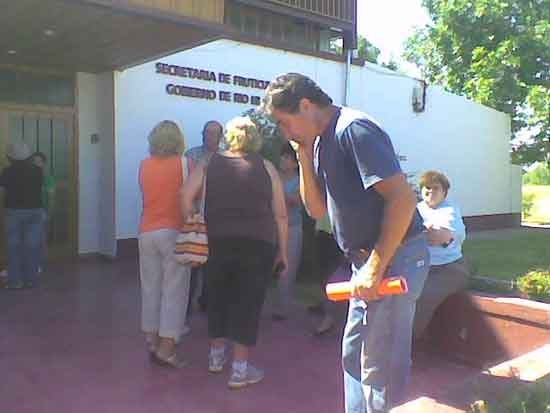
[0,258,479,413]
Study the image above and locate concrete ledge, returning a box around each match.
[464,213,521,231]
[423,292,550,368]
[485,344,550,382]
[392,397,464,413]
[395,345,550,413]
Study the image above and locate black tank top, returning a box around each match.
[205,153,276,245]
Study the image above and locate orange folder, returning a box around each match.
[326,277,408,301]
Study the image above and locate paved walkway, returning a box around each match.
[0,258,479,413]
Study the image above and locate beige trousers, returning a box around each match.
[139,229,191,340]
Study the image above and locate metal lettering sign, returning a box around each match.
[156,62,269,106]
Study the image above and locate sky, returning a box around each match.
[356,0,431,76]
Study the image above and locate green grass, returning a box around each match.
[523,185,550,224]
[463,231,550,281]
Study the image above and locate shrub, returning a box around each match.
[523,164,550,185]
[470,381,550,412]
[522,192,535,219]
[517,269,550,303]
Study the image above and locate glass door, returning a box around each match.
[0,109,76,263]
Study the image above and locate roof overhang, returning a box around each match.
[0,0,226,73]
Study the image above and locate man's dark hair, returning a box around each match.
[262,73,332,115]
[202,120,223,137]
[33,151,47,162]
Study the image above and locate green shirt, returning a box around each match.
[315,214,332,234]
[42,174,56,211]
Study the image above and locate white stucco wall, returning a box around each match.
[77,73,101,253]
[76,72,116,254]
[114,39,518,240]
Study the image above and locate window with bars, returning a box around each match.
[0,69,74,107]
[225,1,341,54]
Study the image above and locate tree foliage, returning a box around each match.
[242,108,284,167]
[404,0,549,166]
[523,163,550,185]
[357,36,381,64]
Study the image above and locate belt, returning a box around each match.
[346,232,425,269]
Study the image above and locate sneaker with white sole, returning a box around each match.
[208,351,226,373]
[228,364,264,389]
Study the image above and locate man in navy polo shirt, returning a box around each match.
[262,73,429,412]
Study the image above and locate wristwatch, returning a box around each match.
[441,238,454,248]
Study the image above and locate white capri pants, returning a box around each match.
[139,229,191,340]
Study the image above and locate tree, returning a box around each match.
[242,108,284,167]
[381,58,400,72]
[357,36,381,64]
[404,0,550,166]
[523,163,550,185]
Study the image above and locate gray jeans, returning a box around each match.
[413,257,469,338]
[139,229,191,340]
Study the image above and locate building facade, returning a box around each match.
[0,0,520,260]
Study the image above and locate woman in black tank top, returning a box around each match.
[181,116,288,389]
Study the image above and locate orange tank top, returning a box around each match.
[139,156,183,233]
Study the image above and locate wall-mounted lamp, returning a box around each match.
[412,80,427,113]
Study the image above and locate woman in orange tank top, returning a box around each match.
[138,120,190,368]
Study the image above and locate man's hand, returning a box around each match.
[289,139,314,162]
[351,264,383,302]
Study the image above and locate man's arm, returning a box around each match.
[426,204,465,246]
[180,162,206,220]
[296,143,327,220]
[352,173,417,301]
[264,160,289,270]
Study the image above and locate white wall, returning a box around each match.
[76,72,116,254]
[350,63,514,216]
[114,39,519,240]
[77,73,101,253]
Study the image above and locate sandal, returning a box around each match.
[152,352,187,369]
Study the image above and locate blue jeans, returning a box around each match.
[342,235,429,413]
[4,208,43,286]
[37,209,49,270]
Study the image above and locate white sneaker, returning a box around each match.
[208,350,226,373]
[228,364,264,389]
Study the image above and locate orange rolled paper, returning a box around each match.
[325,277,408,301]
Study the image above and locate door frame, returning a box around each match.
[0,103,78,259]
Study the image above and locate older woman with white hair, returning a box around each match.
[138,120,191,368]
[182,116,288,389]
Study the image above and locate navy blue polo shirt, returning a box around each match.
[314,107,423,255]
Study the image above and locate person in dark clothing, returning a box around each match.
[182,116,288,389]
[0,141,43,289]
[263,73,429,412]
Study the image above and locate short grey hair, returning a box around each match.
[148,120,186,157]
